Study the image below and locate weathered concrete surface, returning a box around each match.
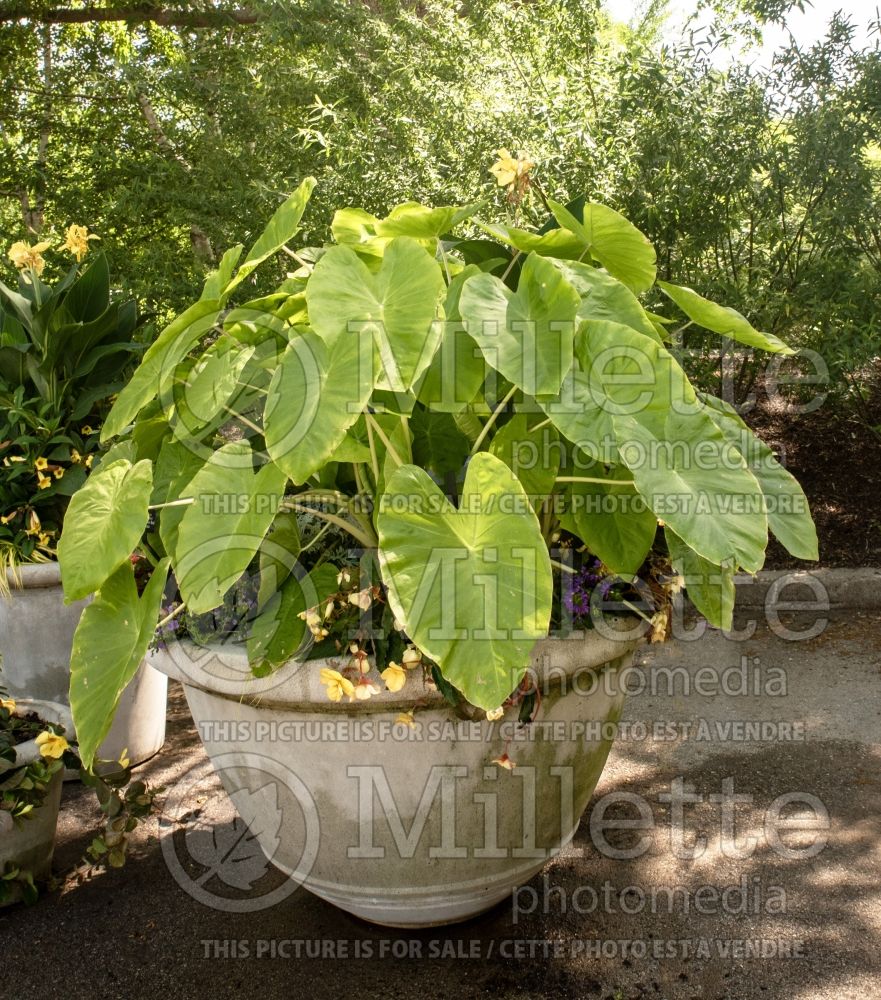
[2,608,880,1000]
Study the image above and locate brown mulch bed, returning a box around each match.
[744,371,881,569]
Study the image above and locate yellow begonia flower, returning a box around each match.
[61,224,99,262]
[36,472,52,490]
[486,706,504,722]
[354,680,380,701]
[34,457,48,470]
[0,698,16,713]
[319,667,355,703]
[8,239,52,274]
[489,148,535,188]
[395,711,416,730]
[36,731,69,759]
[381,662,407,693]
[401,645,421,668]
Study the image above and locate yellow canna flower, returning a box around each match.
[0,698,16,713]
[8,239,52,274]
[395,711,416,730]
[61,224,99,262]
[36,472,52,490]
[489,148,535,189]
[36,731,69,759]
[34,457,49,470]
[381,662,407,693]
[319,667,355,703]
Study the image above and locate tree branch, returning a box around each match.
[0,6,261,28]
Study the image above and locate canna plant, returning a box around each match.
[57,171,817,768]
[0,230,143,575]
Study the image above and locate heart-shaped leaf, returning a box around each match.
[666,528,735,631]
[58,458,153,602]
[305,236,444,391]
[459,252,579,397]
[174,442,287,613]
[70,558,170,768]
[377,452,552,710]
[264,329,374,485]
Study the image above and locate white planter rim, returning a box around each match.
[3,561,62,591]
[150,617,642,713]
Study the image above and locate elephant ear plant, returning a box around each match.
[57,172,818,768]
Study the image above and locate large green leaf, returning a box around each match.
[549,200,657,293]
[305,236,444,391]
[174,442,287,613]
[264,329,374,484]
[100,299,220,441]
[64,251,110,323]
[201,243,244,302]
[535,364,617,464]
[657,281,795,355]
[58,458,153,602]
[172,336,254,438]
[417,265,488,413]
[410,408,471,479]
[247,564,339,676]
[579,320,768,570]
[666,528,735,631]
[550,259,661,343]
[488,413,560,509]
[565,462,658,576]
[69,558,170,768]
[256,511,301,610]
[224,176,316,298]
[701,394,818,560]
[459,252,579,396]
[377,453,552,710]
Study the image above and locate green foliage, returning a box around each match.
[59,176,815,741]
[0,247,142,567]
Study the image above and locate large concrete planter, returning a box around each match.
[1,564,168,766]
[151,623,640,927]
[0,699,66,905]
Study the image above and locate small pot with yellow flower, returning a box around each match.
[0,693,71,904]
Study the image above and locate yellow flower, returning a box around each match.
[0,510,18,525]
[8,239,52,274]
[381,662,407,693]
[649,610,669,644]
[486,706,504,722]
[0,698,16,713]
[53,466,64,479]
[37,532,51,547]
[402,645,422,668]
[36,472,51,490]
[80,425,95,435]
[34,457,49,470]
[353,679,380,701]
[395,711,416,730]
[36,731,69,759]
[70,449,82,464]
[26,510,41,534]
[61,224,99,262]
[4,455,25,465]
[319,667,355,703]
[83,455,93,469]
[489,148,535,188]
